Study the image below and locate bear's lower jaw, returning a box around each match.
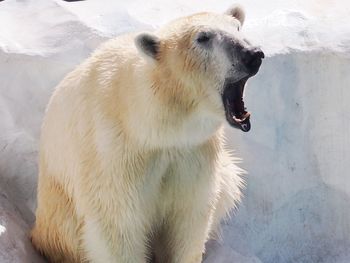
[222,77,251,132]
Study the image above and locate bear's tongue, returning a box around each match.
[222,78,251,132]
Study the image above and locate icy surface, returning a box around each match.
[0,0,349,262]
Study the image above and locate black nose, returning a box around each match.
[242,48,264,74]
[255,50,265,59]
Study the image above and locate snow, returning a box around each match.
[0,0,349,262]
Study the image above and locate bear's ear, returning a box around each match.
[135,33,161,61]
[225,5,245,26]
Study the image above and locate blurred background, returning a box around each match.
[0,0,349,262]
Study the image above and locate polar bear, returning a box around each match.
[30,5,264,263]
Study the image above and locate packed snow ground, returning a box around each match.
[0,0,350,262]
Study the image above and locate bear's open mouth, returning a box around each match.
[222,77,251,132]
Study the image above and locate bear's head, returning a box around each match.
[135,5,264,134]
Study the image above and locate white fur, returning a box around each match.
[31,9,247,263]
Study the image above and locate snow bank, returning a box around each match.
[0,0,349,262]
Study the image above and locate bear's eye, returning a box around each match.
[197,32,212,44]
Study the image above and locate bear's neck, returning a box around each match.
[122,65,223,149]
